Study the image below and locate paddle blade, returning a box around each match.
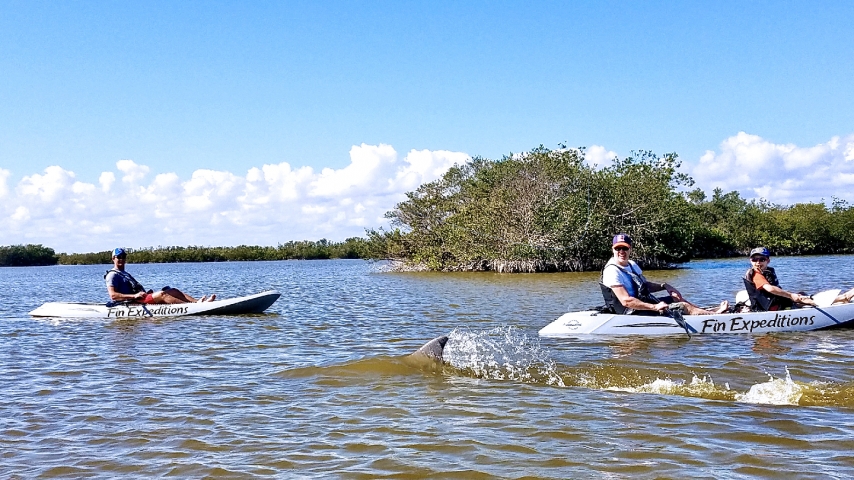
[735,290,750,306]
[812,289,841,308]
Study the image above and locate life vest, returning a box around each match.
[742,266,793,311]
[104,268,144,294]
[600,263,660,315]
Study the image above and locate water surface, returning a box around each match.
[2,257,854,477]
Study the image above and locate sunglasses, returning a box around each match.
[750,256,768,262]
[613,246,629,252]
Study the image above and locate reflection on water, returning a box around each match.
[751,334,792,355]
[2,257,854,477]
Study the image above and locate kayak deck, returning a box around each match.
[29,290,281,318]
[539,302,854,336]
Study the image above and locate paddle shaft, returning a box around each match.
[668,304,693,338]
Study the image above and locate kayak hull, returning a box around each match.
[29,290,281,319]
[539,302,854,336]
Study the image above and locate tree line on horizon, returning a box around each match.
[0,244,60,266]
[4,144,854,270]
[0,239,370,267]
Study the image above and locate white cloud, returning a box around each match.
[183,169,244,212]
[16,166,78,204]
[310,143,397,197]
[692,132,854,204]
[11,206,30,222]
[584,145,618,168]
[0,145,468,252]
[391,148,469,192]
[99,172,115,192]
[117,159,149,184]
[0,168,10,199]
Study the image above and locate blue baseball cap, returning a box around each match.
[112,247,127,258]
[612,233,632,248]
[749,247,770,258]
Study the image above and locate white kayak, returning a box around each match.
[29,290,281,319]
[539,302,854,336]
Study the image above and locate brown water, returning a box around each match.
[3,257,854,478]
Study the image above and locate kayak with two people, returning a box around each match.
[539,241,854,336]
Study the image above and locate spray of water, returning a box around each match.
[600,374,734,401]
[442,326,566,387]
[734,367,804,405]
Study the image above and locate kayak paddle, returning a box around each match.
[667,302,693,338]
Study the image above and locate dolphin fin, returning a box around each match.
[409,335,448,362]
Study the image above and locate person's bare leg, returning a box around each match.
[684,300,728,315]
[152,288,197,304]
[832,287,854,304]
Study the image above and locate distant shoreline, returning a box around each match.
[0,239,371,267]
[4,242,854,270]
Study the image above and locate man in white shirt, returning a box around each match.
[601,234,727,315]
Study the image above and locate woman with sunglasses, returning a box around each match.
[601,234,727,315]
[743,247,854,311]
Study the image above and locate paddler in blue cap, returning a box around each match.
[601,233,728,315]
[744,247,854,311]
[105,247,216,307]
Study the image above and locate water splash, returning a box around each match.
[578,366,810,405]
[735,367,804,405]
[442,326,565,387]
[596,373,735,401]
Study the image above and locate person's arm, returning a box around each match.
[107,285,146,302]
[760,284,815,305]
[645,280,685,301]
[611,285,669,312]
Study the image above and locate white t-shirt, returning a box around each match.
[602,258,646,298]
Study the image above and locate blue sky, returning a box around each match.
[2,1,853,252]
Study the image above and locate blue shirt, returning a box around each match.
[105,269,143,295]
